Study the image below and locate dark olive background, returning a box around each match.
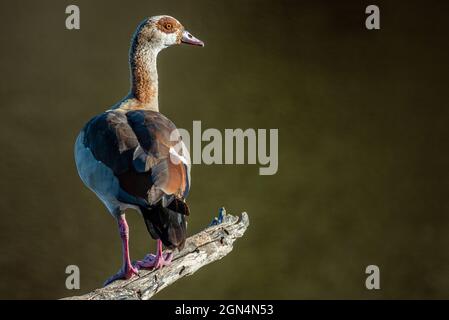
[0,0,448,299]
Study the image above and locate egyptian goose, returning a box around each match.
[74,16,204,285]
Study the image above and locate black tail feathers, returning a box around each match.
[140,198,189,250]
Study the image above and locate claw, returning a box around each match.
[135,251,172,270]
[134,239,173,270]
[104,264,139,286]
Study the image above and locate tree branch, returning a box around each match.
[62,209,249,300]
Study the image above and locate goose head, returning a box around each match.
[134,15,204,51]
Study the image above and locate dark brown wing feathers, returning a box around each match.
[82,109,190,206]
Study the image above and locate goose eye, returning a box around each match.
[165,23,173,30]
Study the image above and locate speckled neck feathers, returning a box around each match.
[128,27,161,111]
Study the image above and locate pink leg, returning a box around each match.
[134,239,173,270]
[104,215,139,286]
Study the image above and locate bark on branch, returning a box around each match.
[63,209,249,300]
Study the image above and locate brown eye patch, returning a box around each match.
[156,17,181,34]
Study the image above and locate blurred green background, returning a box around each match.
[0,0,448,299]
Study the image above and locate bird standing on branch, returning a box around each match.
[74,16,204,285]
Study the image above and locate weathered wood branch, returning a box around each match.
[63,209,249,300]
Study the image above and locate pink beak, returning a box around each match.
[181,30,204,47]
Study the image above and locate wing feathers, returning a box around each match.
[83,109,191,207]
